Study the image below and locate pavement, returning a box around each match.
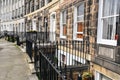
[0,39,38,80]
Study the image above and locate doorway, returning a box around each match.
[50,12,56,42]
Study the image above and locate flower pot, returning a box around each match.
[84,77,91,80]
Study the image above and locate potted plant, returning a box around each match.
[82,72,93,80]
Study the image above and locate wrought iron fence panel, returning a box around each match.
[25,31,90,80]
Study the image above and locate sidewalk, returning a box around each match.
[0,39,37,80]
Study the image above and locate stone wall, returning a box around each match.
[55,0,98,55]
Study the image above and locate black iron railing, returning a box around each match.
[26,32,37,43]
[37,32,56,43]
[35,41,89,80]
[25,31,91,80]
[26,32,56,43]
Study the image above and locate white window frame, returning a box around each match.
[50,12,56,42]
[73,2,84,41]
[60,10,67,39]
[97,0,119,46]
[50,12,56,32]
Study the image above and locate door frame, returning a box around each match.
[50,12,56,41]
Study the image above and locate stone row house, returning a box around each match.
[0,0,120,80]
[0,0,25,36]
[24,0,120,80]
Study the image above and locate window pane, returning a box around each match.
[103,0,115,16]
[117,0,120,14]
[76,3,84,39]
[103,0,120,16]
[77,3,84,16]
[77,22,83,32]
[62,11,66,24]
[77,16,84,21]
[63,25,67,36]
[102,17,114,40]
[62,10,67,36]
[41,0,45,7]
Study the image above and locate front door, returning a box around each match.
[32,19,37,31]
[50,13,56,42]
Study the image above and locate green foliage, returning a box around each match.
[54,57,58,64]
[7,36,15,42]
[82,72,93,79]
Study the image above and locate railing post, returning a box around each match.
[56,41,58,69]
[64,64,67,80]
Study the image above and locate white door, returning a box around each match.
[50,13,56,42]
[32,19,37,31]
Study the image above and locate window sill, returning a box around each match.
[97,39,117,46]
[73,38,83,41]
[60,36,66,39]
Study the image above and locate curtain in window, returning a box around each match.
[103,0,115,17]
[102,0,120,40]
[102,17,114,39]
[103,0,120,16]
